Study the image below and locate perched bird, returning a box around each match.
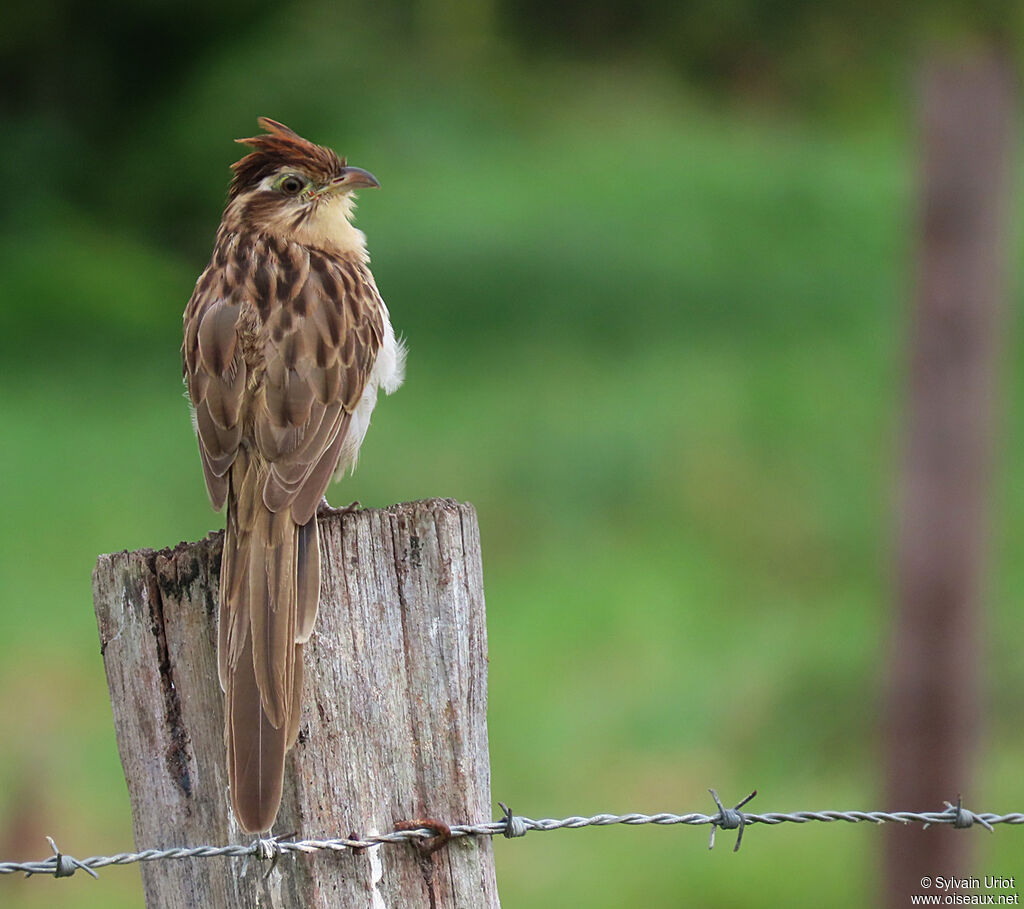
[182,118,405,833]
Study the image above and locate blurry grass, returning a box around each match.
[1,68,1023,908]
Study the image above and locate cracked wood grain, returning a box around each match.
[92,498,499,908]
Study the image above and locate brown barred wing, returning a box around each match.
[181,262,247,511]
[255,249,384,526]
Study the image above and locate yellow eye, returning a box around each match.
[277,174,307,196]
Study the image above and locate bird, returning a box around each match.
[182,117,405,833]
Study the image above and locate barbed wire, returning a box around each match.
[1,791,1020,881]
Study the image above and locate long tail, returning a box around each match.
[218,449,320,833]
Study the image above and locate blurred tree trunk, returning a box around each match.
[884,47,1015,907]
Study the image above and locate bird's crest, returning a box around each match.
[230,117,346,197]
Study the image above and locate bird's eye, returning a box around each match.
[277,175,306,196]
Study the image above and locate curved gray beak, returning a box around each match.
[330,166,380,190]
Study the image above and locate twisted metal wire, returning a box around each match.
[1,793,1020,880]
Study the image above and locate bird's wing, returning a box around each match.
[253,248,384,525]
[182,265,247,512]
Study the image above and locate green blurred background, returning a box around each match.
[1,1,1023,906]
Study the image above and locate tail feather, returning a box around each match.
[295,516,321,642]
[248,507,296,727]
[285,643,305,751]
[219,451,312,833]
[226,625,289,834]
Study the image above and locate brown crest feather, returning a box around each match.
[230,117,347,197]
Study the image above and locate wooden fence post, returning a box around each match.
[92,498,500,908]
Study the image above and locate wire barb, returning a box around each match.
[707,789,757,852]
[31,837,100,880]
[499,802,528,838]
[941,795,994,832]
[249,832,295,879]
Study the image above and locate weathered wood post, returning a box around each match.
[92,498,500,908]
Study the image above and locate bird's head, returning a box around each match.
[225,117,379,256]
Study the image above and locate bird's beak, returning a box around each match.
[329,166,380,191]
